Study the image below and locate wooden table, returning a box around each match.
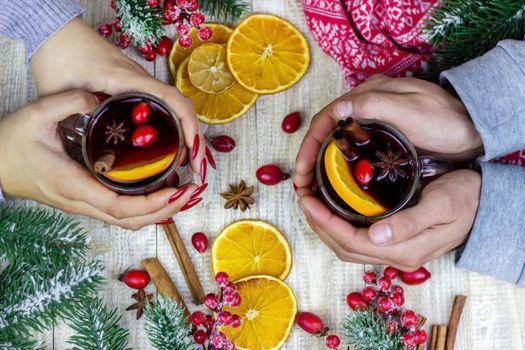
[1,1,524,349]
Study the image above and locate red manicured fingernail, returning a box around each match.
[293,182,298,191]
[200,158,207,184]
[191,134,200,160]
[191,183,208,199]
[156,218,174,225]
[168,185,188,204]
[205,146,216,170]
[94,92,111,104]
[180,197,203,211]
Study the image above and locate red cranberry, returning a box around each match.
[377,297,394,314]
[222,291,238,305]
[296,312,327,335]
[355,159,374,185]
[361,286,377,302]
[191,232,208,253]
[391,292,405,307]
[143,50,157,62]
[400,310,419,328]
[231,314,242,328]
[198,26,213,41]
[385,319,398,335]
[98,24,113,37]
[346,292,368,311]
[138,42,153,55]
[281,111,302,134]
[204,293,219,311]
[178,35,193,48]
[156,36,173,56]
[131,102,151,125]
[147,0,161,6]
[218,311,233,325]
[383,266,398,280]
[415,329,428,344]
[191,311,206,326]
[399,267,431,285]
[363,270,377,284]
[190,12,205,26]
[229,293,241,307]
[112,18,122,32]
[256,164,289,186]
[186,0,199,11]
[325,334,340,349]
[132,125,158,147]
[211,135,236,153]
[120,270,150,289]
[223,281,237,293]
[392,285,404,295]
[193,330,208,344]
[377,277,392,292]
[401,333,417,349]
[215,271,230,286]
[115,34,131,49]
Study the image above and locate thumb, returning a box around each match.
[339,91,413,124]
[36,90,98,123]
[368,188,449,246]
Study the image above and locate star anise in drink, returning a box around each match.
[221,180,255,211]
[373,145,410,182]
[105,120,129,144]
[125,289,153,320]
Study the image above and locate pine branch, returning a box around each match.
[143,297,198,350]
[200,0,250,22]
[65,297,130,350]
[0,328,45,350]
[344,309,403,350]
[116,0,165,46]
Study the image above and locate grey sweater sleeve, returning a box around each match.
[0,0,84,60]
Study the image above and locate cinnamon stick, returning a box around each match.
[162,220,205,305]
[332,130,359,161]
[436,325,447,350]
[340,117,371,145]
[445,295,467,350]
[430,325,438,350]
[94,150,115,173]
[141,257,189,316]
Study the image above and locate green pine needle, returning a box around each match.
[116,0,165,46]
[143,297,198,350]
[65,297,130,350]
[0,328,45,350]
[200,0,250,22]
[344,309,404,350]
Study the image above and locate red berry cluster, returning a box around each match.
[347,267,428,349]
[191,272,242,349]
[295,312,341,349]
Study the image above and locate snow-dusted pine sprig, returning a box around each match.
[143,296,198,350]
[116,0,165,47]
[200,0,250,22]
[344,309,403,350]
[0,327,45,350]
[65,297,130,350]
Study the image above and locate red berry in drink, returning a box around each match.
[392,285,404,295]
[361,287,377,302]
[401,333,417,349]
[131,102,151,125]
[399,267,431,285]
[415,329,428,344]
[296,312,327,335]
[256,164,289,186]
[215,271,230,286]
[218,311,233,325]
[377,277,392,292]
[190,12,205,26]
[204,293,219,310]
[156,36,173,56]
[391,292,405,307]
[231,314,242,328]
[325,335,340,349]
[176,21,191,36]
[120,270,150,289]
[193,330,208,344]
[98,24,113,37]
[147,0,161,7]
[112,18,122,32]
[211,135,236,153]
[400,310,419,328]
[355,159,373,185]
[363,270,377,284]
[383,266,398,280]
[191,311,206,326]
[186,0,199,11]
[346,292,368,311]
[198,26,213,41]
[178,35,193,48]
[132,125,158,147]
[377,296,394,314]
[191,232,208,253]
[281,111,302,134]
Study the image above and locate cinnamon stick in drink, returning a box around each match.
[332,130,359,161]
[340,117,371,145]
[94,150,116,173]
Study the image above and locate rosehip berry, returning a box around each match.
[132,125,158,147]
[178,35,193,48]
[191,311,206,326]
[211,135,236,153]
[392,285,404,295]
[115,34,131,49]
[391,292,405,307]
[218,311,233,325]
[256,164,289,186]
[112,18,122,32]
[346,292,368,311]
[176,21,191,36]
[325,335,340,349]
[191,232,208,253]
[147,0,161,6]
[186,0,199,11]
[377,297,394,314]
[377,277,392,292]
[296,312,327,335]
[231,314,242,328]
[415,329,428,344]
[363,270,377,284]
[400,310,419,328]
[281,111,302,134]
[131,102,151,125]
[190,11,205,26]
[120,270,150,289]
[355,159,373,185]
[204,293,219,311]
[361,287,377,302]
[399,267,431,285]
[400,333,417,349]
[98,24,113,37]
[385,319,398,335]
[198,26,213,41]
[383,266,398,280]
[156,36,173,56]
[193,330,208,344]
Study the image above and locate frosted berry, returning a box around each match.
[223,281,237,293]
[400,310,419,328]
[178,35,193,48]
[361,286,377,302]
[120,270,150,289]
[191,232,208,253]
[346,292,368,311]
[399,267,431,285]
[223,291,239,305]
[377,277,392,292]
[115,34,131,49]
[198,26,213,41]
[281,111,302,133]
[190,12,205,26]
[401,333,417,349]
[164,0,175,9]
[156,36,173,56]
[377,297,394,314]
[111,0,116,9]
[325,335,340,349]
[164,7,179,23]
[392,285,404,295]
[191,311,206,326]
[296,312,327,335]
[186,0,199,11]
[112,18,122,32]
[385,319,398,335]
[144,50,157,62]
[355,159,373,185]
[204,293,219,310]
[147,0,161,6]
[218,311,233,325]
[204,315,215,329]
[176,0,188,7]
[193,330,207,344]
[222,341,235,350]
[383,266,398,280]
[415,329,428,344]
[256,164,289,186]
[391,292,405,307]
[131,102,151,125]
[98,24,113,37]
[176,21,191,36]
[229,293,242,307]
[231,314,242,328]
[138,42,153,55]
[210,332,226,347]
[211,135,236,153]
[215,271,230,286]
[363,270,377,284]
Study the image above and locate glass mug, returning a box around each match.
[58,92,188,195]
[315,119,451,225]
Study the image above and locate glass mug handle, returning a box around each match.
[419,156,452,178]
[58,113,91,163]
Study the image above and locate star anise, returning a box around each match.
[105,120,129,144]
[221,180,255,211]
[372,145,410,182]
[125,289,153,320]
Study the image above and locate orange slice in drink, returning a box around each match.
[103,152,176,183]
[324,141,387,216]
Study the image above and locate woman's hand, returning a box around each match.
[0,91,199,230]
[296,170,481,271]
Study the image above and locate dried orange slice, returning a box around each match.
[188,43,235,94]
[324,141,387,216]
[168,24,233,80]
[211,220,292,282]
[222,275,297,350]
[176,57,258,124]
[227,14,310,94]
[103,152,176,183]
